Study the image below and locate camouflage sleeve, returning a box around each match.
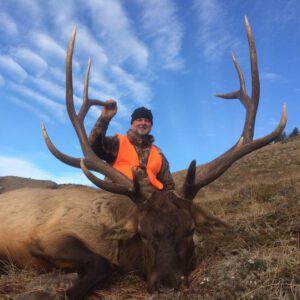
[88,117,119,164]
[157,152,175,191]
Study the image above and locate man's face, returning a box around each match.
[131,118,152,136]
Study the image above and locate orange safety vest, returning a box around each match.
[113,134,163,190]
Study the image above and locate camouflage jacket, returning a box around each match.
[88,117,175,192]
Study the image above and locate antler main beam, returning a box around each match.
[42,27,139,198]
[182,16,287,200]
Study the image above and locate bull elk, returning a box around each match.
[0,17,286,299]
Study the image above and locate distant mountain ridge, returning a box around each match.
[0,176,91,194]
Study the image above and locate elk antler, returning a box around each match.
[42,28,144,202]
[181,16,287,200]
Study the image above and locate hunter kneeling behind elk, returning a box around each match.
[0,17,286,300]
[88,101,175,194]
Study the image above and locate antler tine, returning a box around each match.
[66,28,77,126]
[42,122,81,168]
[244,15,260,142]
[42,27,136,195]
[245,15,260,108]
[215,52,247,104]
[78,57,92,122]
[181,17,287,200]
[42,123,124,176]
[80,160,133,196]
[78,58,108,122]
[66,27,92,158]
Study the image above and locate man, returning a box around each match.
[88,99,175,193]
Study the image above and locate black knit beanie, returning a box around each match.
[131,107,153,124]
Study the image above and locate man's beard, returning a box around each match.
[136,127,150,136]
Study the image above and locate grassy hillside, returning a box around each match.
[1,137,299,299]
[0,176,58,194]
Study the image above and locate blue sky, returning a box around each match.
[0,0,299,185]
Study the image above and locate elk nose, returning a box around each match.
[156,274,179,292]
[157,286,176,293]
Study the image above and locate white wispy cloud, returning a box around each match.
[85,0,149,69]
[7,82,65,120]
[35,3,109,79]
[0,55,28,82]
[45,0,153,110]
[30,32,78,69]
[12,47,48,77]
[31,77,66,101]
[30,69,85,114]
[0,74,4,87]
[46,0,75,33]
[0,155,92,185]
[0,1,154,125]
[8,96,51,123]
[9,0,41,24]
[49,66,63,81]
[88,71,120,99]
[0,12,18,36]
[193,0,239,61]
[29,27,118,105]
[75,26,109,67]
[111,65,152,106]
[262,0,300,25]
[260,72,287,83]
[138,0,184,70]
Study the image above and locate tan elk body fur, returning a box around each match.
[0,187,134,268]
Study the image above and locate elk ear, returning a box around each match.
[181,160,198,200]
[191,203,232,232]
[102,209,139,240]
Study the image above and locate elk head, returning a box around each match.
[42,17,286,292]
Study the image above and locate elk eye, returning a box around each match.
[187,228,195,236]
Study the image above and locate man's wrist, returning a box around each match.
[96,116,110,127]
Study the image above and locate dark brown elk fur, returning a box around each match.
[0,17,286,300]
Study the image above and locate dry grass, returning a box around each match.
[1,137,300,299]
[189,174,300,300]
